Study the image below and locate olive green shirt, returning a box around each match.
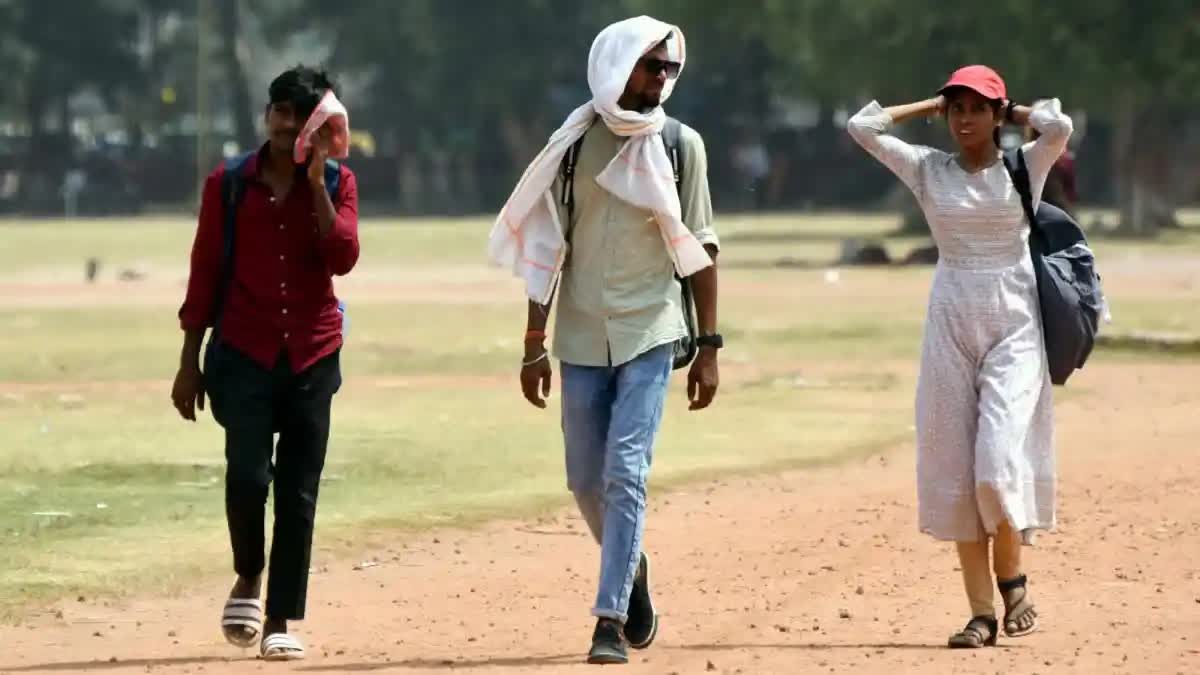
[551,122,719,367]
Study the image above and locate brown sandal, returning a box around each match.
[998,574,1038,637]
[948,615,998,649]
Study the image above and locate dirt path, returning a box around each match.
[1,361,1197,675]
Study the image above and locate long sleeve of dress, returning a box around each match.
[1020,98,1075,211]
[846,100,937,201]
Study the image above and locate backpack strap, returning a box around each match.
[323,159,341,202]
[661,117,684,193]
[560,119,595,219]
[211,151,256,338]
[1002,148,1040,234]
[658,117,698,367]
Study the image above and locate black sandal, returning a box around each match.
[998,574,1038,637]
[947,615,998,649]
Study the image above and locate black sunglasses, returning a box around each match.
[639,58,681,79]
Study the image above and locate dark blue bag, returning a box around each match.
[1003,148,1103,386]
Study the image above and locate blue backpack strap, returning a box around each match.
[210,151,256,337]
[323,159,340,202]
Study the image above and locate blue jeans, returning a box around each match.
[560,343,673,622]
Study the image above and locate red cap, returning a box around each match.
[938,65,1007,101]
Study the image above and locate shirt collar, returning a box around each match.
[241,142,308,185]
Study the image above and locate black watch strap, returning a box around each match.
[696,334,724,349]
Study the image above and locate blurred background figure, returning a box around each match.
[730,128,770,210]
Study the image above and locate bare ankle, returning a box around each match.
[230,575,262,598]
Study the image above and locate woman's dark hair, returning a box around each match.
[268,65,337,120]
[941,86,1003,148]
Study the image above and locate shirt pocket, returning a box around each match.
[609,214,669,283]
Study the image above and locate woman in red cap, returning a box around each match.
[846,65,1073,648]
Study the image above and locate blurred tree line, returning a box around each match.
[0,0,1197,236]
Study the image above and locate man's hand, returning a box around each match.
[307,126,332,187]
[520,344,553,409]
[687,347,719,411]
[171,364,205,421]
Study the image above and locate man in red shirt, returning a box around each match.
[170,65,359,660]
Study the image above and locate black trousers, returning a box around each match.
[205,343,341,620]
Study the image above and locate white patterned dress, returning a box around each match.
[847,99,1074,544]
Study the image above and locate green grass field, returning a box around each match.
[0,210,1197,618]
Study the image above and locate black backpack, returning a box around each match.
[559,117,698,370]
[1003,148,1103,386]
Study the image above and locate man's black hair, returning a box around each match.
[268,65,337,121]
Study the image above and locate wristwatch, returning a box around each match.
[696,334,724,350]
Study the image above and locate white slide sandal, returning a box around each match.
[261,632,306,661]
[221,597,263,648]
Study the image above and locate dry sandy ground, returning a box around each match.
[0,361,1197,675]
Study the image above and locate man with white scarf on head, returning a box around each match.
[487,16,722,665]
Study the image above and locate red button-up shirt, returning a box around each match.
[179,146,359,373]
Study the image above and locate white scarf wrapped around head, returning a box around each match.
[487,16,713,304]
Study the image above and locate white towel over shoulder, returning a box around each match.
[486,16,713,304]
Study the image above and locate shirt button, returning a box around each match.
[283,332,289,339]
[279,254,285,261]
[279,224,285,230]
[280,282,286,288]
[282,308,288,315]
